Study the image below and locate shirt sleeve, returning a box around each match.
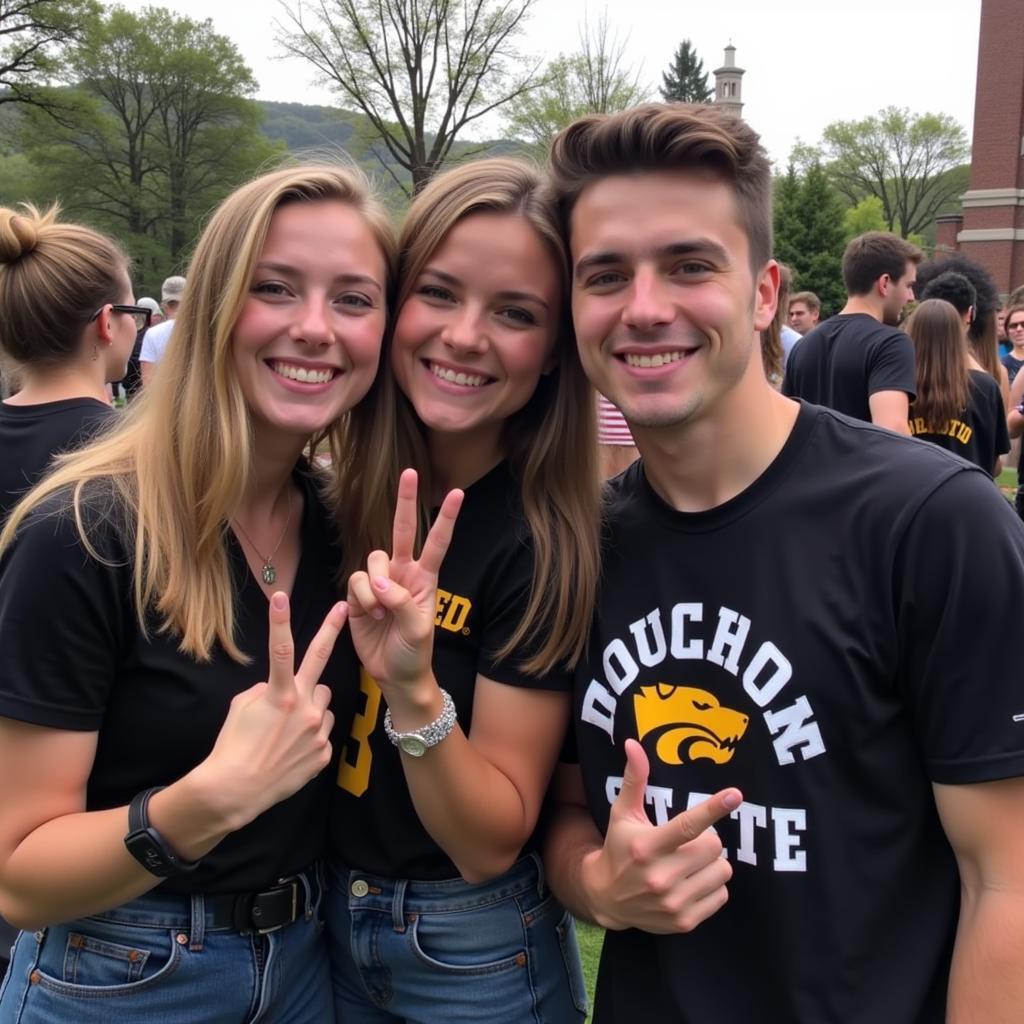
[477,540,571,692]
[867,330,917,400]
[994,387,1011,457]
[0,503,127,730]
[893,468,1024,783]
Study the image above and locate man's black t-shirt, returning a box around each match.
[330,460,570,879]
[0,398,114,522]
[0,463,358,894]
[909,369,1009,475]
[782,313,916,421]
[575,403,1024,1024]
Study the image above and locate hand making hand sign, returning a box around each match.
[347,469,464,717]
[195,592,347,827]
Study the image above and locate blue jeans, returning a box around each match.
[0,868,332,1024]
[326,853,588,1023]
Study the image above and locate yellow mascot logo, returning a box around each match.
[634,684,749,765]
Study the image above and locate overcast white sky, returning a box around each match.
[120,0,981,167]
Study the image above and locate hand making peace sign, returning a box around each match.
[347,469,464,690]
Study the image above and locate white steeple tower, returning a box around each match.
[713,43,745,118]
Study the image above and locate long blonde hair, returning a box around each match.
[1,162,397,663]
[332,157,601,673]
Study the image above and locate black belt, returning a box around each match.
[206,876,305,936]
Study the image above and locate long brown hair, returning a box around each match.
[332,157,601,674]
[2,162,396,663]
[904,299,970,428]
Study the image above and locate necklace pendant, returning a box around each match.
[261,563,277,585]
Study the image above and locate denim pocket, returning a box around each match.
[554,912,589,1016]
[63,932,150,986]
[32,924,183,998]
[407,902,528,976]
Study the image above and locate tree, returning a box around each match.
[817,106,970,239]
[0,0,96,107]
[659,38,711,104]
[278,0,541,194]
[774,161,847,316]
[504,13,646,154]
[20,6,280,282]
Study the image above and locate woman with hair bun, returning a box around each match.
[0,204,146,523]
[327,156,597,1023]
[0,163,395,1022]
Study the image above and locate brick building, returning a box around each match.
[937,0,1024,296]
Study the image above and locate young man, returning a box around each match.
[787,290,820,335]
[783,232,920,434]
[139,274,185,387]
[544,103,1024,1024]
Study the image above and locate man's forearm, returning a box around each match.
[543,801,603,924]
[947,890,1024,1022]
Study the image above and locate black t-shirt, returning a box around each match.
[330,460,571,879]
[782,313,916,421]
[1001,352,1024,385]
[909,369,1009,475]
[0,464,358,894]
[575,403,1024,1024]
[0,398,115,523]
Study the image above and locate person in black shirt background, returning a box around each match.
[904,298,1009,475]
[0,205,144,525]
[0,164,395,1023]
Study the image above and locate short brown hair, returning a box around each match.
[548,103,774,271]
[789,290,820,313]
[842,231,922,297]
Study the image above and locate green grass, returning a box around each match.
[997,466,1018,490]
[575,920,604,1020]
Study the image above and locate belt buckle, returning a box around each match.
[253,877,300,936]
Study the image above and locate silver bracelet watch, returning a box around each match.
[383,688,457,757]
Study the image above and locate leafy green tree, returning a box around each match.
[816,106,969,238]
[278,0,542,194]
[21,5,280,282]
[0,0,97,108]
[659,39,712,104]
[504,13,646,155]
[774,161,846,316]
[842,196,887,241]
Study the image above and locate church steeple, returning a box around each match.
[713,43,745,118]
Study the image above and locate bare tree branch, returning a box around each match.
[277,0,542,191]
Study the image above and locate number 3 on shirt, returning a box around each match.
[337,669,382,797]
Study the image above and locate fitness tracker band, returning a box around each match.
[124,786,201,877]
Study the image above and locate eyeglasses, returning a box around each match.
[89,303,154,332]
[1007,321,1024,332]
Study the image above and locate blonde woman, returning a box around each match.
[326,157,598,1023]
[0,164,395,1023]
[0,206,149,523]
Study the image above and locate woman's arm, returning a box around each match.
[0,594,344,930]
[389,677,570,882]
[349,469,572,881]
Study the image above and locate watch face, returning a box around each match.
[399,734,428,757]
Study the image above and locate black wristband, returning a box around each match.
[124,786,200,878]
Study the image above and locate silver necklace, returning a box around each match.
[232,487,293,585]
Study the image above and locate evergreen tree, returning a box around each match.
[774,162,846,317]
[660,40,712,104]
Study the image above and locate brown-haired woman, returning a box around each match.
[905,298,1009,476]
[327,156,599,1022]
[0,205,149,523]
[0,162,395,1022]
